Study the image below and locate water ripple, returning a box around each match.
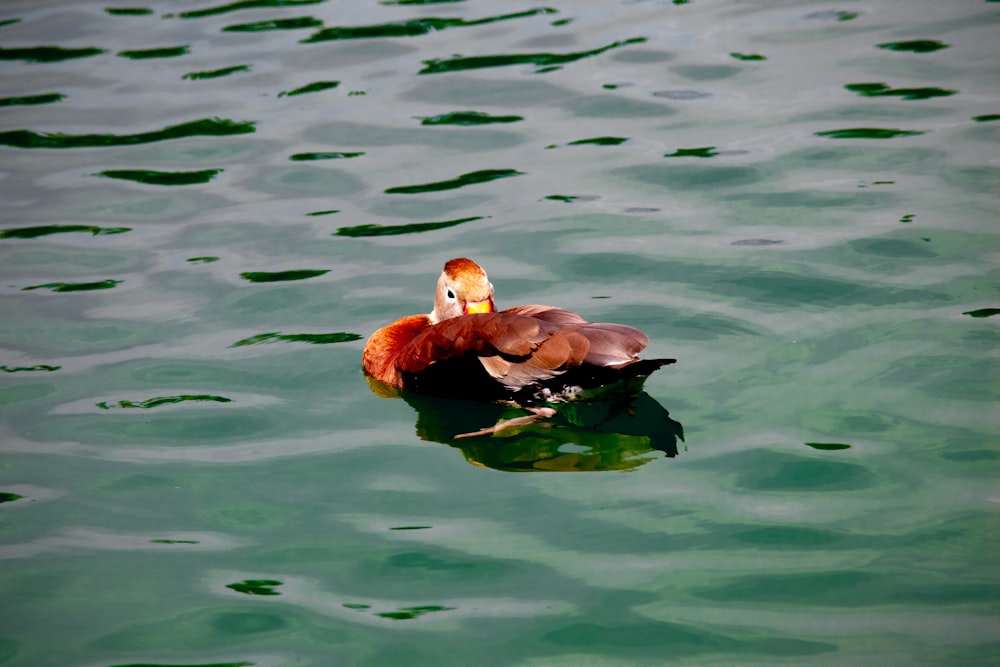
[385,169,522,194]
[418,110,523,125]
[117,45,189,60]
[223,16,323,32]
[419,37,647,75]
[239,269,329,283]
[183,64,252,80]
[1,224,130,239]
[278,80,339,97]
[845,82,957,101]
[876,39,949,53]
[230,332,362,346]
[0,92,65,106]
[300,8,556,43]
[815,127,926,139]
[335,216,485,237]
[290,151,363,160]
[0,45,105,63]
[22,279,123,293]
[96,394,234,410]
[104,8,154,17]
[0,528,250,560]
[176,0,326,20]
[95,168,224,186]
[0,118,255,149]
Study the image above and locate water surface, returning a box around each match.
[1,1,998,665]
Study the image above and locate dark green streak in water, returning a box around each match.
[419,111,523,125]
[0,45,105,63]
[240,270,329,283]
[110,663,252,667]
[1,365,61,373]
[815,128,925,139]
[183,64,251,80]
[105,7,155,16]
[665,146,718,158]
[972,114,1000,122]
[0,18,21,27]
[730,52,766,61]
[306,209,340,216]
[376,605,455,620]
[23,280,122,293]
[962,308,1000,318]
[290,151,364,160]
[178,0,324,19]
[231,332,362,347]
[0,117,255,149]
[0,492,24,503]
[279,80,340,97]
[390,525,432,530]
[804,442,852,451]
[544,195,579,202]
[301,8,554,43]
[96,169,223,186]
[1,224,130,239]
[150,539,200,544]
[223,16,323,31]
[117,45,190,59]
[98,395,233,410]
[845,82,956,101]
[419,37,646,74]
[227,579,283,595]
[568,136,628,146]
[187,256,219,264]
[385,169,522,194]
[876,40,949,53]
[0,93,65,107]
[336,215,484,237]
[381,0,466,4]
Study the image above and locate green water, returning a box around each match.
[1,1,998,665]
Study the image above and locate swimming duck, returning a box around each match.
[362,258,674,404]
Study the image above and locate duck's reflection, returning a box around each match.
[366,377,684,472]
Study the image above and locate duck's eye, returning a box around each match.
[446,289,456,300]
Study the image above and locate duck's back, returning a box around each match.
[367,305,674,403]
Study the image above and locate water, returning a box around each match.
[1,1,998,665]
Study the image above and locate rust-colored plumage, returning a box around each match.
[362,258,674,403]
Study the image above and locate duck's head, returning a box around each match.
[430,258,495,323]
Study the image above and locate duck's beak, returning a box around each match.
[464,297,495,315]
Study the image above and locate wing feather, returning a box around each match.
[578,323,648,367]
[393,307,659,393]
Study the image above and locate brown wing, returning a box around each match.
[396,311,550,374]
[508,306,649,367]
[503,304,588,326]
[397,306,652,392]
[577,322,648,367]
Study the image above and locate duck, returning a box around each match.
[362,258,675,404]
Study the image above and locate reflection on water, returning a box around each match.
[299,7,557,43]
[0,117,256,148]
[366,376,684,472]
